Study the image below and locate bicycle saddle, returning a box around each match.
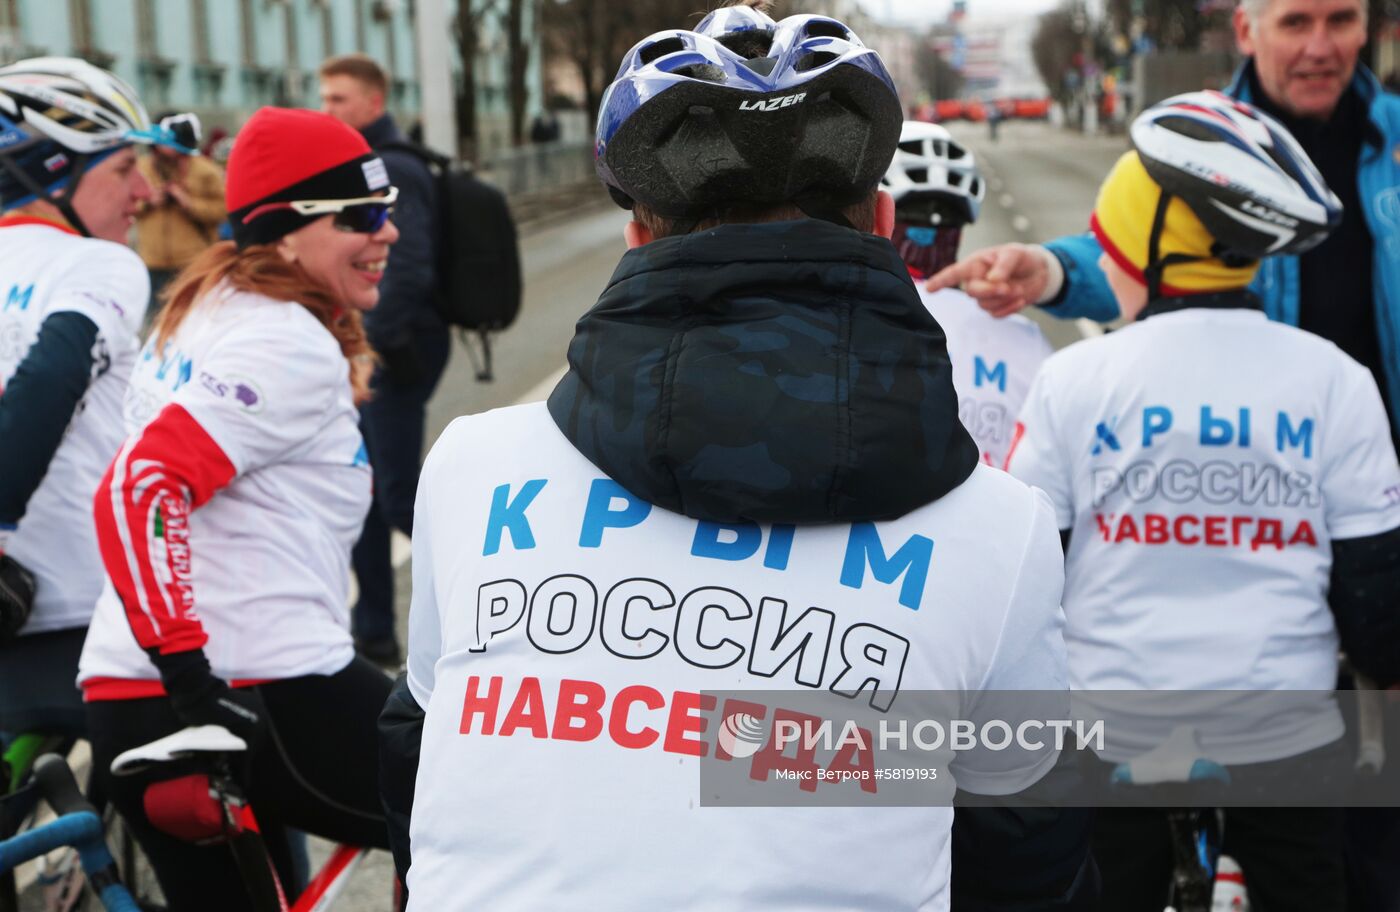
[1109,724,1231,786]
[110,726,247,776]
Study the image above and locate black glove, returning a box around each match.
[148,648,267,749]
[0,553,36,646]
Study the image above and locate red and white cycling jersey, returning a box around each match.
[78,284,371,698]
[0,219,148,634]
[918,286,1051,468]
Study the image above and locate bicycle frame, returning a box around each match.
[0,756,139,912]
[136,748,368,912]
[292,844,367,912]
[1164,808,1219,912]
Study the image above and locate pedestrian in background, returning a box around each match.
[319,53,448,667]
[135,113,225,311]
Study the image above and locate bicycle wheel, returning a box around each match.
[99,808,163,912]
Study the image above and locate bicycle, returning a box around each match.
[2,732,85,912]
[2,734,162,912]
[1110,725,1240,912]
[0,754,138,912]
[110,726,378,912]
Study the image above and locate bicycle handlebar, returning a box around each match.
[0,811,102,872]
[32,754,97,817]
[0,755,141,912]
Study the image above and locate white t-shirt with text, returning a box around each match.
[79,286,370,693]
[1009,307,1400,763]
[919,286,1052,467]
[0,222,148,634]
[405,401,1069,912]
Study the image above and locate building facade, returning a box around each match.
[0,0,544,155]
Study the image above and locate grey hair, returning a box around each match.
[1238,0,1367,23]
[1238,0,1270,20]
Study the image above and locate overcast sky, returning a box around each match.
[854,0,1059,25]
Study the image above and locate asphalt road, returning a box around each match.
[14,121,1129,911]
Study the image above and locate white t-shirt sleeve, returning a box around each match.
[951,489,1069,795]
[1322,362,1400,539]
[172,319,343,475]
[1006,367,1074,529]
[407,421,460,708]
[49,244,148,349]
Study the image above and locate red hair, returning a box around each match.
[153,242,375,402]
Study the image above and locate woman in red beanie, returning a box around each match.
[78,107,398,909]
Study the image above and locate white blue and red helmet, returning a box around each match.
[595,8,903,224]
[1131,90,1341,260]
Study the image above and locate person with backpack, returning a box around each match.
[319,53,449,667]
[378,3,1096,909]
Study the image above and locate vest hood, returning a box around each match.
[547,218,978,524]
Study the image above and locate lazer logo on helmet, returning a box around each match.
[1240,200,1298,228]
[739,92,807,112]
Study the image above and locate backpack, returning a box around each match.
[380,140,522,382]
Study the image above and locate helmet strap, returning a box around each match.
[1143,188,1172,303]
[0,151,95,237]
[1141,188,1201,304]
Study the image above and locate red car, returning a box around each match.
[933,99,964,122]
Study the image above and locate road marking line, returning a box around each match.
[1076,318,1105,338]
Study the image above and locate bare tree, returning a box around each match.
[455,0,503,159]
[1104,0,1231,51]
[507,0,531,146]
[915,39,964,101]
[543,0,719,123]
[1032,6,1081,112]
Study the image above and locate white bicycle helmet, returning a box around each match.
[1131,90,1340,260]
[0,56,151,156]
[0,57,198,234]
[882,121,985,225]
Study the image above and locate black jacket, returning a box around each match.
[360,113,443,353]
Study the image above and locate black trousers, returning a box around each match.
[87,658,393,912]
[0,626,86,738]
[1089,739,1351,912]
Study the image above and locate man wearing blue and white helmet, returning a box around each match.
[383,4,1092,909]
[0,58,195,742]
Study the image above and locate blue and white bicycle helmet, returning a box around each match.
[1131,90,1340,259]
[595,5,903,226]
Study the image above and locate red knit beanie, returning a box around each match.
[226,107,390,248]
